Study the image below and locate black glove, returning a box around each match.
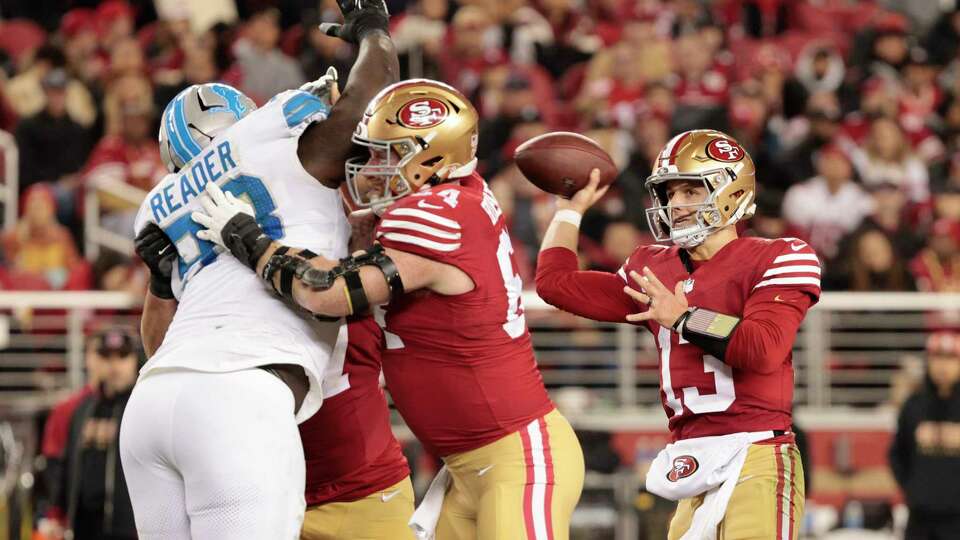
[319,0,390,44]
[135,223,178,300]
[220,213,274,271]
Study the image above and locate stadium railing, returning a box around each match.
[82,176,144,259]
[0,130,19,230]
[0,291,957,539]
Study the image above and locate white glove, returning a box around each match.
[191,182,255,249]
[299,66,340,108]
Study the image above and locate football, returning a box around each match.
[514,132,618,198]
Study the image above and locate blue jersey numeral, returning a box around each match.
[162,175,284,282]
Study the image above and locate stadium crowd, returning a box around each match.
[0,0,958,296]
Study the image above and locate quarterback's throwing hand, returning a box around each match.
[624,267,689,328]
[191,182,255,249]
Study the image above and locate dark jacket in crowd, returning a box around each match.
[14,110,92,190]
[59,386,137,540]
[889,378,960,516]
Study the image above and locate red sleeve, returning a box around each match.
[725,288,812,374]
[535,247,638,323]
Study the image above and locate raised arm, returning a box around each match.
[297,1,399,183]
[534,170,637,322]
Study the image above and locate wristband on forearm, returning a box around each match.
[553,209,583,227]
[672,307,741,360]
[149,274,175,300]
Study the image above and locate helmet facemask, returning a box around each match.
[645,167,754,249]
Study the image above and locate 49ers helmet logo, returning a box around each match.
[666,455,699,482]
[705,138,745,162]
[398,98,449,129]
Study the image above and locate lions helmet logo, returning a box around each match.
[705,138,745,162]
[398,98,449,129]
[666,455,699,482]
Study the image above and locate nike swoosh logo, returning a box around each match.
[381,490,401,502]
[418,200,444,210]
[477,464,495,476]
[774,295,784,302]
[737,474,755,485]
[196,93,216,112]
[790,242,805,251]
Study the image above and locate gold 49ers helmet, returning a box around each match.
[344,79,479,212]
[645,129,757,248]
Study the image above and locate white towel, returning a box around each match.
[408,466,451,540]
[645,431,776,540]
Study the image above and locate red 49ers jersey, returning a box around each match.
[375,173,555,457]
[299,316,409,506]
[618,237,821,440]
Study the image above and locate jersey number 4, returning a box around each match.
[657,327,736,415]
[162,175,284,282]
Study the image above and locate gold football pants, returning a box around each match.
[300,477,416,540]
[436,409,585,540]
[669,443,804,540]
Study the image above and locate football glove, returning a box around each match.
[134,223,178,300]
[299,66,340,108]
[192,182,272,271]
[319,0,390,45]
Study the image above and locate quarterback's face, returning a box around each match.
[666,179,709,227]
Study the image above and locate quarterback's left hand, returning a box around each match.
[192,182,255,249]
[623,267,689,328]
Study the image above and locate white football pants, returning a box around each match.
[119,368,306,540]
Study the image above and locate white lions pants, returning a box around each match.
[119,368,306,540]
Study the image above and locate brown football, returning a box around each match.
[514,132,618,198]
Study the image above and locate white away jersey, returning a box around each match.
[134,89,350,422]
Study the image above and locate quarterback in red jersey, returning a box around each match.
[194,79,584,540]
[536,129,817,540]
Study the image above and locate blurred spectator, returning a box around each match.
[87,95,161,193]
[0,184,91,290]
[60,9,106,87]
[899,49,943,134]
[101,73,153,137]
[783,146,873,260]
[826,226,914,291]
[671,32,728,109]
[38,334,105,538]
[478,70,545,174]
[848,116,930,202]
[783,47,848,119]
[864,21,910,85]
[92,249,147,296]
[84,97,165,238]
[233,7,306,103]
[154,45,218,113]
[910,219,960,292]
[778,92,843,187]
[926,9,960,66]
[741,0,788,38]
[6,44,96,128]
[13,68,94,192]
[298,9,356,83]
[107,37,146,82]
[438,5,507,98]
[889,331,960,540]
[96,1,136,53]
[57,327,139,540]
